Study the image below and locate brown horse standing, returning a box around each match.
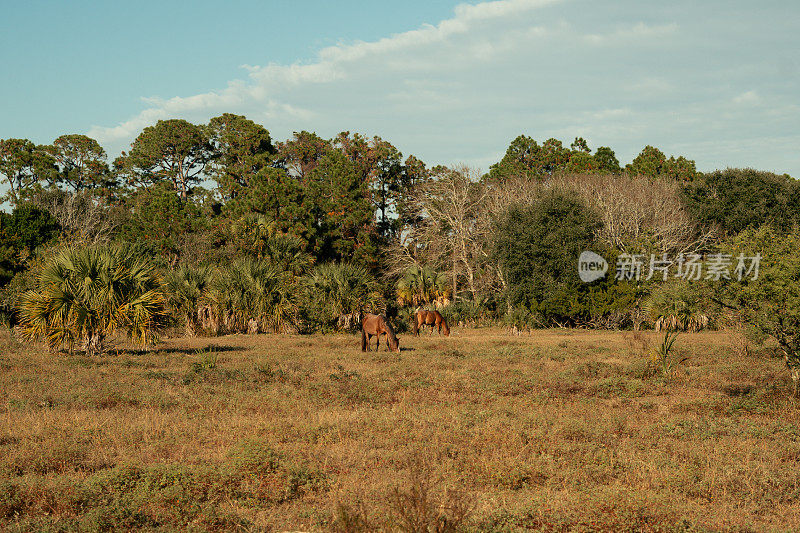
[412,309,450,337]
[361,313,400,352]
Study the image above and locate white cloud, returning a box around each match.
[87,0,800,179]
[89,0,563,150]
[583,22,678,45]
[732,90,761,105]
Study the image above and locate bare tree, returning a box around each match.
[548,172,713,254]
[395,165,490,301]
[28,189,116,244]
[387,169,713,307]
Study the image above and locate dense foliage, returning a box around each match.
[715,227,800,394]
[18,244,169,355]
[2,116,800,391]
[682,168,800,234]
[0,205,60,284]
[494,192,601,325]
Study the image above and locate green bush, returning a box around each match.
[644,279,719,331]
[300,262,383,332]
[0,204,60,289]
[441,298,495,326]
[226,439,281,476]
[18,243,169,355]
[716,226,800,395]
[682,168,800,235]
[493,191,601,326]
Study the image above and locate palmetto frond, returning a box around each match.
[119,289,170,345]
[262,233,313,276]
[19,290,54,344]
[396,265,451,306]
[210,257,297,333]
[17,243,168,355]
[306,262,382,328]
[165,263,213,312]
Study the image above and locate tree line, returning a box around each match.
[2,115,800,390]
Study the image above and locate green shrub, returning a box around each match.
[502,306,541,330]
[441,298,493,326]
[493,191,601,326]
[18,243,169,355]
[226,439,281,476]
[717,226,800,395]
[682,168,800,235]
[644,279,718,331]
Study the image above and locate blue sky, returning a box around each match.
[2,0,798,177]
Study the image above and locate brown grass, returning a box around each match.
[0,327,798,531]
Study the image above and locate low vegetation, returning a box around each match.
[1,328,799,531]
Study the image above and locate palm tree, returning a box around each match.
[396,265,450,307]
[164,263,213,336]
[644,280,712,332]
[304,262,383,330]
[211,257,297,334]
[18,244,168,355]
[237,214,313,275]
[261,232,313,276]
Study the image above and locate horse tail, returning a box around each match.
[411,310,419,336]
[361,325,367,351]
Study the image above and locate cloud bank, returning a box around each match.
[89,0,800,177]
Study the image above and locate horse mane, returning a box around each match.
[381,315,399,348]
[439,313,450,336]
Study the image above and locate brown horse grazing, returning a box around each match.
[412,309,450,337]
[361,313,400,353]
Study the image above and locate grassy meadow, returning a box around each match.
[1,326,799,531]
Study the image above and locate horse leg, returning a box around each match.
[375,333,381,351]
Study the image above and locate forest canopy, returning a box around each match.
[1,118,799,376]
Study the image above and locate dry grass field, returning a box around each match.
[1,326,799,532]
